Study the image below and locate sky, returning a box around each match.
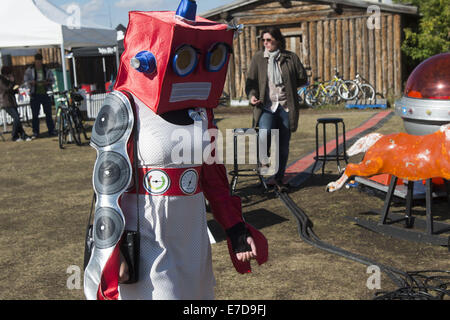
[50,0,235,29]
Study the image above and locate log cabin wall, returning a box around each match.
[208,0,410,100]
[11,48,61,67]
[10,47,62,85]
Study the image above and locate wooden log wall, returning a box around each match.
[225,5,404,100]
[9,47,62,87]
[11,55,35,66]
[11,48,61,67]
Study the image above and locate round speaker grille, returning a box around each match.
[94,207,124,249]
[91,94,131,147]
[94,151,131,195]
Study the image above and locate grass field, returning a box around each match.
[0,105,448,300]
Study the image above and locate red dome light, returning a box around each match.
[404,52,450,100]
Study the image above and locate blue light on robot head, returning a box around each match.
[175,0,197,22]
[130,51,157,74]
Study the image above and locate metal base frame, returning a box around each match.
[349,177,450,249]
[311,119,349,175]
[229,168,268,195]
[228,128,268,195]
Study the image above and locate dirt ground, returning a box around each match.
[0,105,448,300]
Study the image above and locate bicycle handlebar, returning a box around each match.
[50,89,84,104]
[48,90,69,97]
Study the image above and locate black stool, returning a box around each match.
[228,128,268,195]
[311,117,349,175]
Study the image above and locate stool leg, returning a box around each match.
[258,175,269,191]
[322,123,326,175]
[256,130,268,191]
[311,122,319,174]
[230,134,238,195]
[426,178,434,235]
[256,128,260,171]
[335,123,341,173]
[342,122,348,164]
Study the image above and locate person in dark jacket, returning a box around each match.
[0,66,31,142]
[23,53,56,139]
[245,27,307,190]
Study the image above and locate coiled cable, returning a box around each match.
[276,190,450,300]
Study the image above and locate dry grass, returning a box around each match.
[0,106,448,300]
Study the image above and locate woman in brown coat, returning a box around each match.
[245,27,307,189]
[0,66,31,141]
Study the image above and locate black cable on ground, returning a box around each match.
[276,189,450,300]
[373,270,450,300]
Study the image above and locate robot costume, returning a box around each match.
[84,0,268,300]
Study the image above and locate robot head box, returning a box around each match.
[114,0,234,114]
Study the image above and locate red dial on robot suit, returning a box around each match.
[114,11,234,113]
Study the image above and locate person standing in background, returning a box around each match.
[24,53,56,139]
[245,27,307,191]
[0,66,31,142]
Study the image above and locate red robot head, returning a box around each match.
[114,0,234,114]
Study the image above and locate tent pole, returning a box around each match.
[115,44,120,75]
[72,56,78,88]
[102,57,107,83]
[60,42,69,91]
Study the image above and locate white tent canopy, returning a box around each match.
[0,0,118,90]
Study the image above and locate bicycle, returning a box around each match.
[69,91,88,142]
[303,76,341,108]
[310,68,359,103]
[301,68,350,107]
[321,69,347,104]
[53,90,88,149]
[335,71,359,101]
[353,73,375,101]
[297,81,311,106]
[298,67,323,108]
[303,78,327,108]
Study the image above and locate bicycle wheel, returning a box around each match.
[57,108,67,149]
[297,88,304,104]
[325,84,341,104]
[68,112,82,146]
[73,107,88,141]
[305,85,326,108]
[338,80,359,100]
[298,86,310,105]
[359,83,375,101]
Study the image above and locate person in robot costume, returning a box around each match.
[84,0,268,300]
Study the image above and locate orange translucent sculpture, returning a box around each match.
[327,124,450,192]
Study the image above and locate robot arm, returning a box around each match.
[201,109,268,274]
[84,91,136,300]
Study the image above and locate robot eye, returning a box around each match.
[173,45,198,77]
[206,43,230,72]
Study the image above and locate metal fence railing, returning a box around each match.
[1,92,108,133]
[86,93,108,119]
[1,104,45,133]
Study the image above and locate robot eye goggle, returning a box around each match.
[130,42,231,76]
[173,45,199,77]
[205,43,231,72]
[172,42,231,76]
